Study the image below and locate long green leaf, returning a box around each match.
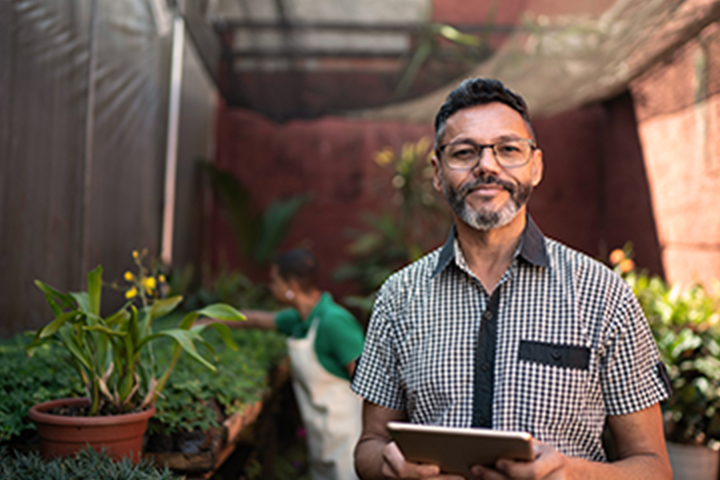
[87,265,102,316]
[105,309,131,327]
[149,296,183,320]
[57,324,93,372]
[254,195,310,264]
[178,312,200,330]
[34,280,74,316]
[70,292,90,314]
[81,325,126,337]
[192,322,239,351]
[37,311,79,339]
[194,304,245,322]
[158,329,216,371]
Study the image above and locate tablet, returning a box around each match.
[386,421,534,477]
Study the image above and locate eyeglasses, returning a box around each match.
[437,138,537,170]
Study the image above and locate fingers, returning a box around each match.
[382,442,453,479]
[472,440,566,480]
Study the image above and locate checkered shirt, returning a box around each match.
[351,216,670,461]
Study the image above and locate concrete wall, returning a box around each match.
[630,24,720,288]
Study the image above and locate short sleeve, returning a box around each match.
[317,313,364,368]
[601,287,671,416]
[350,281,406,411]
[275,308,302,336]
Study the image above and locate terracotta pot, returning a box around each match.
[28,397,156,463]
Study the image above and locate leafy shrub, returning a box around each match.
[0,337,83,442]
[147,321,287,437]
[0,446,181,479]
[333,138,450,320]
[611,247,720,446]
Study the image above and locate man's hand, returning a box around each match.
[471,439,566,480]
[380,441,463,479]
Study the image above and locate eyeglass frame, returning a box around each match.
[436,138,538,170]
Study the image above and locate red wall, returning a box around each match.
[211,93,663,295]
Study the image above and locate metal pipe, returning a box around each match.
[160,13,185,266]
[80,0,100,284]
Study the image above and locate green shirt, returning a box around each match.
[275,292,364,381]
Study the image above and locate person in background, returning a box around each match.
[201,249,365,480]
[351,77,672,479]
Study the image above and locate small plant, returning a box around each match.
[334,138,450,318]
[610,246,720,446]
[26,250,246,415]
[0,446,181,480]
[0,338,83,442]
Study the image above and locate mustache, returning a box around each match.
[457,175,517,199]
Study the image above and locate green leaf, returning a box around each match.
[254,194,311,264]
[57,324,93,372]
[34,280,74,316]
[37,311,80,340]
[81,325,126,337]
[195,304,245,322]
[87,265,102,316]
[193,322,239,351]
[150,296,183,320]
[70,292,90,314]
[158,329,216,371]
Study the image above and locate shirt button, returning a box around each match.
[483,311,492,319]
[478,415,487,425]
[481,362,491,372]
[552,349,561,360]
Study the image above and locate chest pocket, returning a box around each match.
[518,340,590,370]
[513,340,592,429]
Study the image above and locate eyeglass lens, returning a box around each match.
[443,140,533,169]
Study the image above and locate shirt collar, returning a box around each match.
[431,214,550,278]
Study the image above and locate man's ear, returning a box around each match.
[431,155,443,192]
[531,149,543,187]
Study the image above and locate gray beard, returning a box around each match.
[440,170,532,231]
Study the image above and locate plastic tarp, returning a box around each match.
[0,0,216,336]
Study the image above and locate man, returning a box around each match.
[351,78,672,479]
[202,249,365,480]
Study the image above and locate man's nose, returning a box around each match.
[473,146,501,174]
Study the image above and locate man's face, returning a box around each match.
[432,102,543,231]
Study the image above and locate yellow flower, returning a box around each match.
[375,147,395,166]
[132,250,139,259]
[123,271,134,282]
[158,274,166,283]
[125,286,138,299]
[142,276,156,292]
[609,249,625,266]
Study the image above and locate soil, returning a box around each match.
[46,403,149,416]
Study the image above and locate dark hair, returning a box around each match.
[273,249,318,292]
[434,77,535,148]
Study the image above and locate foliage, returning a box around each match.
[201,160,311,266]
[181,269,279,313]
[0,338,84,442]
[333,137,450,319]
[610,246,720,446]
[148,325,286,436]
[26,250,245,415]
[0,446,181,480]
[393,1,498,98]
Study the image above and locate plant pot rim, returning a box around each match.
[29,397,156,427]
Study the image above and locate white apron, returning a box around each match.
[286,316,362,480]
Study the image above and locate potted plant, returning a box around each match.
[610,248,720,479]
[25,250,245,462]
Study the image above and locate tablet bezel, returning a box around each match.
[386,421,534,477]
